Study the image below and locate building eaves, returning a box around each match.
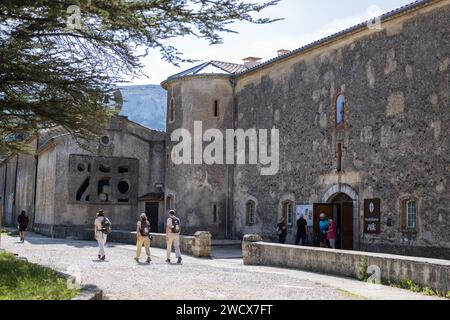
[236,0,436,77]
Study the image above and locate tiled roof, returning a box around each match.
[166,60,247,81]
[210,61,248,74]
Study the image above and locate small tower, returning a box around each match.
[114,89,123,112]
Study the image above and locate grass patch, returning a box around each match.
[382,278,449,299]
[337,289,368,300]
[0,252,79,300]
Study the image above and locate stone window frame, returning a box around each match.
[281,201,295,226]
[168,98,175,123]
[399,195,419,233]
[166,194,174,212]
[245,200,256,226]
[334,92,348,130]
[99,134,112,147]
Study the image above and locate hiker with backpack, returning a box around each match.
[17,210,29,243]
[135,213,152,264]
[94,209,111,261]
[166,209,182,264]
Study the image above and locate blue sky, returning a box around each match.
[126,0,414,85]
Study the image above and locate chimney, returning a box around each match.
[243,57,262,69]
[277,49,290,57]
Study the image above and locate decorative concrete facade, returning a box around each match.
[0,116,166,238]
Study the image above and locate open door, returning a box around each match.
[341,202,354,250]
[145,202,159,233]
[313,204,333,246]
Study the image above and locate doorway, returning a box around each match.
[314,193,354,250]
[145,202,159,233]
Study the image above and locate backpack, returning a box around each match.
[170,217,180,233]
[102,217,112,235]
[140,220,150,237]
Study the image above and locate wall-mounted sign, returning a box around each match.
[364,198,381,234]
[296,204,313,227]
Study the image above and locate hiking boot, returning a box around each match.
[134,257,139,263]
[166,259,171,264]
[177,257,182,264]
[146,257,151,264]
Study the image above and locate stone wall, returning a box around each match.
[164,77,234,238]
[243,235,450,295]
[14,138,38,228]
[2,155,18,226]
[232,0,450,257]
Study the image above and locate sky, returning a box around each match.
[124,0,415,86]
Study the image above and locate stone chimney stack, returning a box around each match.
[277,49,290,57]
[243,57,262,69]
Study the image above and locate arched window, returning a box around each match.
[282,201,294,226]
[213,100,219,117]
[169,98,175,123]
[246,201,255,226]
[400,197,418,232]
[336,94,345,127]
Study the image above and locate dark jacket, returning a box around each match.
[18,214,29,228]
[296,217,307,235]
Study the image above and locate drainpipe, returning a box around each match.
[32,136,39,229]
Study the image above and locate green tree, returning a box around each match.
[0,0,280,154]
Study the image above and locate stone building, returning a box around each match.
[0,115,166,238]
[161,0,450,259]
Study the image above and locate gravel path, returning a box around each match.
[0,232,440,300]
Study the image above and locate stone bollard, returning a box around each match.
[193,231,212,258]
[242,234,262,265]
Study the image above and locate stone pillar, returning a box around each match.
[242,234,262,265]
[192,231,212,258]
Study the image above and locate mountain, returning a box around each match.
[119,84,167,132]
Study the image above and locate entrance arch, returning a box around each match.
[321,184,360,250]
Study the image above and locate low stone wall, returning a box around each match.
[104,230,211,258]
[243,235,450,295]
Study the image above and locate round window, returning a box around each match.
[100,135,111,146]
[118,180,130,194]
[77,163,85,172]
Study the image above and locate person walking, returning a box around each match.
[276,217,288,244]
[135,213,152,264]
[17,210,29,243]
[295,215,307,246]
[94,209,111,261]
[327,218,338,249]
[318,213,329,248]
[166,210,182,264]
